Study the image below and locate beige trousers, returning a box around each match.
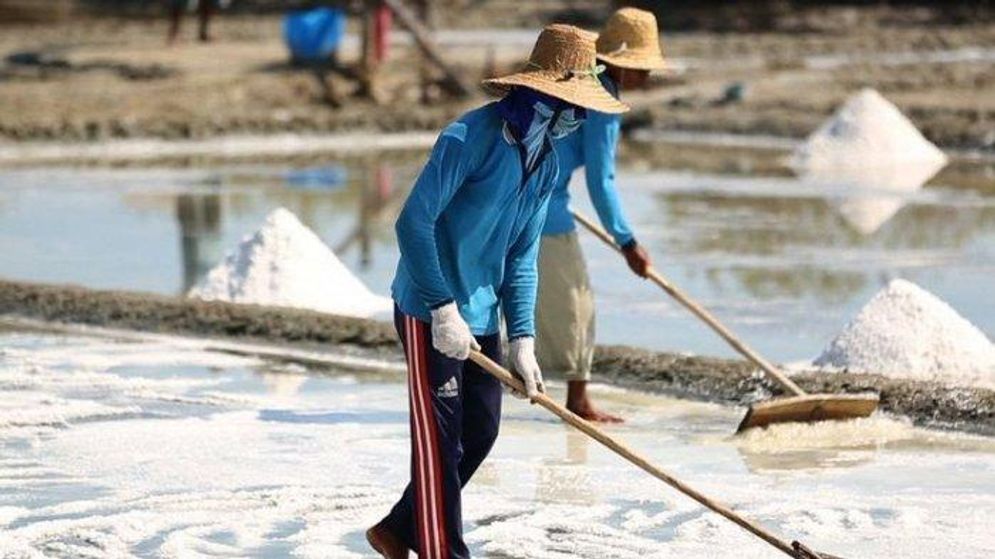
[536,231,595,381]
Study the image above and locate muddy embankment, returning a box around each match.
[1,14,994,151]
[2,278,992,436]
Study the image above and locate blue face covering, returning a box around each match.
[497,88,585,172]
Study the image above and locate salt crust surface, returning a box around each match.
[2,334,994,558]
[189,207,392,318]
[815,279,995,387]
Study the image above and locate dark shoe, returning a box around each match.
[366,521,409,559]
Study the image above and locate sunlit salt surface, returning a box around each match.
[1,330,993,558]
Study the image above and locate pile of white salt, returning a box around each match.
[791,88,949,235]
[189,208,392,319]
[791,88,948,174]
[815,279,995,388]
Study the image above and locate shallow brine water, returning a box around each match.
[0,148,993,362]
[0,328,993,558]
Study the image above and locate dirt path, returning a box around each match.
[0,15,993,150]
[2,278,992,435]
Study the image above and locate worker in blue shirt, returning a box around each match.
[367,25,628,559]
[536,8,668,422]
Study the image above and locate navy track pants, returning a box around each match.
[382,307,503,559]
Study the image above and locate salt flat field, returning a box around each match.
[1,328,992,558]
[2,7,993,559]
[0,157,992,362]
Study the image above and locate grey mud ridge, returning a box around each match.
[2,278,992,437]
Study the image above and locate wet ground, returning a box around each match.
[1,146,992,363]
[1,328,992,558]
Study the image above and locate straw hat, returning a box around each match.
[596,7,667,71]
[482,24,628,114]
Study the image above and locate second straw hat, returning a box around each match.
[596,7,667,71]
[482,24,628,114]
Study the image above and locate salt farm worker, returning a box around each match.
[537,8,667,422]
[366,25,627,559]
[167,0,221,44]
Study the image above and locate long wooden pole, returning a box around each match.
[469,350,816,559]
[570,209,806,396]
[382,0,471,97]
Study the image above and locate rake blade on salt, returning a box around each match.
[737,393,880,433]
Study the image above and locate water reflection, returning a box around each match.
[1,149,992,359]
[535,430,596,505]
[736,447,876,473]
[259,373,308,398]
[176,193,222,293]
[831,195,907,236]
[659,176,995,302]
[797,161,945,236]
[111,157,418,295]
[332,163,402,269]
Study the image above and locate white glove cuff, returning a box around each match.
[430,301,460,322]
[509,336,534,353]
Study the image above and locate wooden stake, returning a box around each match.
[382,0,471,97]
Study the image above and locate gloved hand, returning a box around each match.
[509,337,545,401]
[430,302,480,360]
[621,240,651,278]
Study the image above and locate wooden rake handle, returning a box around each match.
[468,350,804,558]
[570,209,805,397]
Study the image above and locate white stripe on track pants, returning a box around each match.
[380,306,503,559]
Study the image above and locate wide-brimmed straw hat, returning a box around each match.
[596,7,667,71]
[482,24,629,114]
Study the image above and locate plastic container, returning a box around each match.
[283,7,346,62]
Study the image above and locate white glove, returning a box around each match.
[430,302,480,360]
[509,337,544,401]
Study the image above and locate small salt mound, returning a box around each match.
[189,208,391,319]
[792,89,948,236]
[815,279,995,388]
[791,88,948,173]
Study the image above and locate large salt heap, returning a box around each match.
[189,208,392,319]
[792,88,948,174]
[791,88,948,235]
[815,279,995,388]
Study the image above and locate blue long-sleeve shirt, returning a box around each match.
[542,78,635,246]
[391,103,558,338]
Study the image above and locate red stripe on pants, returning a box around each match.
[406,315,448,558]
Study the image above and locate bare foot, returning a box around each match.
[366,521,409,559]
[567,380,623,423]
[567,400,624,423]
